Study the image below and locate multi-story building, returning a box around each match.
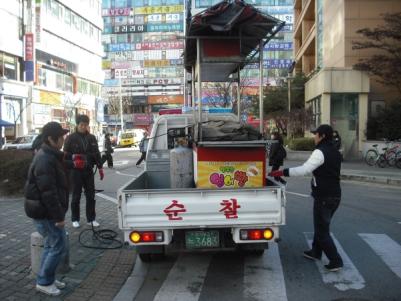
[0,0,29,143]
[293,0,401,158]
[1,0,104,144]
[102,0,185,132]
[27,0,104,135]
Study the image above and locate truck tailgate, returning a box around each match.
[119,187,285,230]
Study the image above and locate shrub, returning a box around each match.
[0,150,33,196]
[287,137,315,151]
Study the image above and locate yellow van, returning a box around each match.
[119,132,134,147]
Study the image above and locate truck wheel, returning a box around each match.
[139,253,152,262]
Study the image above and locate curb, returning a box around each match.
[341,173,401,186]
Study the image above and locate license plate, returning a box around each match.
[185,230,219,249]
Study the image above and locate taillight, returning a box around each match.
[240,228,274,241]
[129,231,164,243]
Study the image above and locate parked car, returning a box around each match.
[1,134,38,150]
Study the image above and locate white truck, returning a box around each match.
[117,113,286,262]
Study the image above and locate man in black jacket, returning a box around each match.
[24,122,70,296]
[64,114,104,228]
[269,124,343,272]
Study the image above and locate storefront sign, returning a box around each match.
[143,60,170,68]
[281,24,293,32]
[121,77,183,86]
[265,42,293,51]
[103,7,130,16]
[135,41,184,50]
[24,33,35,82]
[35,3,41,43]
[48,59,67,70]
[36,50,77,73]
[133,114,152,125]
[135,5,184,14]
[263,6,293,15]
[147,23,183,32]
[132,96,147,105]
[148,95,184,105]
[245,59,293,69]
[113,24,145,34]
[33,103,52,126]
[114,68,144,79]
[39,91,61,105]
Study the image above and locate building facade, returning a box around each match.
[293,0,401,158]
[102,0,185,132]
[1,0,104,144]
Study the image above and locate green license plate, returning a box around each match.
[185,230,220,249]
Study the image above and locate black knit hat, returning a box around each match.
[76,114,90,124]
[42,122,69,139]
[311,124,333,140]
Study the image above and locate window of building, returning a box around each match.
[0,53,18,80]
[38,68,47,86]
[309,97,321,130]
[102,0,112,8]
[133,0,145,7]
[148,0,162,5]
[115,0,127,8]
[117,34,128,43]
[52,109,64,123]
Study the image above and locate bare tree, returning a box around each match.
[352,12,401,99]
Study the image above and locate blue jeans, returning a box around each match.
[34,219,66,286]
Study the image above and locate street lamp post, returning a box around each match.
[119,79,124,132]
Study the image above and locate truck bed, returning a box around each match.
[118,171,285,230]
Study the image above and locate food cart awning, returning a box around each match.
[184,0,285,81]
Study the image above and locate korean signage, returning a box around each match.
[32,103,51,126]
[148,95,184,105]
[263,6,293,15]
[265,42,293,51]
[114,68,144,79]
[162,198,241,221]
[146,13,182,23]
[108,41,184,52]
[245,59,294,69]
[274,14,293,24]
[39,91,61,105]
[113,24,145,34]
[135,5,184,14]
[133,113,152,125]
[103,7,130,16]
[147,23,183,32]
[280,24,293,32]
[144,60,170,68]
[120,78,183,86]
[24,33,35,82]
[35,1,41,43]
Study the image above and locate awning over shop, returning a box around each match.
[0,119,15,127]
[184,0,285,81]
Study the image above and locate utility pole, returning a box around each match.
[287,61,296,137]
[119,79,124,133]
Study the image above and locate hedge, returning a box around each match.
[0,150,33,196]
[287,137,315,151]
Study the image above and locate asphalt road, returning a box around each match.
[95,149,401,301]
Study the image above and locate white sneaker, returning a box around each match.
[54,280,66,289]
[72,221,80,228]
[87,220,100,227]
[36,284,61,296]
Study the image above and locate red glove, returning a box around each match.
[73,159,85,169]
[99,168,104,180]
[268,170,284,177]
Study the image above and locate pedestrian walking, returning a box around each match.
[268,132,287,184]
[136,132,148,167]
[24,122,70,296]
[102,133,114,168]
[268,124,343,272]
[64,114,104,228]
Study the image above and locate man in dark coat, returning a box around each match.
[269,124,343,272]
[24,122,70,296]
[63,114,104,228]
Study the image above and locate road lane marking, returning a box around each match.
[113,258,149,301]
[113,160,130,166]
[244,243,288,301]
[96,193,117,204]
[304,232,365,291]
[115,171,138,177]
[359,233,401,279]
[286,191,310,198]
[153,254,211,301]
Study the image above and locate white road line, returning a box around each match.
[153,254,211,301]
[113,258,149,301]
[359,233,401,279]
[115,171,138,177]
[304,232,365,291]
[286,191,310,198]
[113,160,130,166]
[244,243,288,301]
[96,193,117,204]
[397,222,401,224]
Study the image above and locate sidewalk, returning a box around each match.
[0,196,135,301]
[285,159,401,186]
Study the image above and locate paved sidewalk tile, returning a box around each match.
[0,196,136,301]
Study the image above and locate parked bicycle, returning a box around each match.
[364,140,401,168]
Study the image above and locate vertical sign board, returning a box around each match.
[35,0,41,43]
[24,33,35,82]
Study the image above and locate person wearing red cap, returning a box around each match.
[268,124,343,272]
[24,122,70,296]
[63,114,103,228]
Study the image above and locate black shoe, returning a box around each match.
[303,250,322,261]
[324,261,343,272]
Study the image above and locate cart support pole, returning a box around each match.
[197,38,202,140]
[191,66,195,108]
[237,69,241,122]
[259,41,264,134]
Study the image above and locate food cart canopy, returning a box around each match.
[184,0,284,81]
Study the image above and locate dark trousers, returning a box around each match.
[136,152,146,166]
[272,164,286,184]
[71,169,96,222]
[312,197,343,264]
[102,152,113,167]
